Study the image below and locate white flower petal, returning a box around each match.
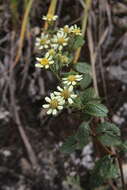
[68,85,73,91]
[57,86,63,91]
[63,81,68,84]
[68,98,73,104]
[58,106,63,110]
[47,109,52,115]
[71,94,77,98]
[36,57,41,61]
[54,92,60,95]
[52,109,57,115]
[45,65,49,69]
[72,81,76,85]
[50,93,55,99]
[43,104,50,108]
[45,97,51,103]
[62,78,67,80]
[35,63,43,68]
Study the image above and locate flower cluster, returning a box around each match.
[42,73,82,115]
[35,14,84,115]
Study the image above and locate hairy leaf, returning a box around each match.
[97,122,120,136]
[90,156,118,187]
[97,122,121,146]
[85,103,108,117]
[75,62,91,74]
[73,36,85,49]
[80,74,92,89]
[80,88,96,104]
[99,134,121,146]
[60,135,77,153]
[76,122,90,149]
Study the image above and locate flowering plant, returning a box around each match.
[34,14,127,189]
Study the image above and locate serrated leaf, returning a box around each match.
[60,135,77,153]
[73,36,85,49]
[97,122,121,146]
[98,134,121,146]
[76,122,90,149]
[73,96,82,109]
[118,141,127,152]
[90,156,118,188]
[80,88,96,104]
[80,74,92,89]
[75,62,91,74]
[97,122,120,136]
[85,103,108,117]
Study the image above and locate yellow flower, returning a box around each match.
[70,25,82,36]
[58,54,69,64]
[52,32,69,50]
[47,49,56,56]
[35,33,50,49]
[60,25,71,34]
[35,53,54,69]
[54,86,77,104]
[43,93,65,115]
[62,74,83,86]
[42,14,58,22]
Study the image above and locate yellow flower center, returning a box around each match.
[60,56,68,63]
[50,99,58,109]
[58,37,66,44]
[48,49,55,56]
[73,29,81,34]
[63,27,69,33]
[47,14,53,20]
[40,39,47,45]
[68,75,76,82]
[61,89,70,99]
[40,58,49,65]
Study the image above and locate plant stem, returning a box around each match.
[117,154,125,190]
[73,0,92,64]
[14,0,34,67]
[44,0,58,30]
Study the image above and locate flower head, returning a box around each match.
[62,74,83,86]
[47,49,56,56]
[43,93,65,115]
[35,53,54,69]
[58,54,69,64]
[54,86,77,104]
[35,33,50,50]
[60,25,71,34]
[52,32,69,51]
[42,14,58,22]
[70,25,82,36]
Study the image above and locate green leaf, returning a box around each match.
[60,135,77,153]
[97,122,121,146]
[90,156,118,188]
[73,36,85,49]
[98,134,121,146]
[75,62,91,74]
[73,96,82,109]
[85,103,108,117]
[97,122,120,136]
[80,88,96,104]
[118,141,127,152]
[80,74,92,89]
[76,122,90,149]
[62,71,77,77]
